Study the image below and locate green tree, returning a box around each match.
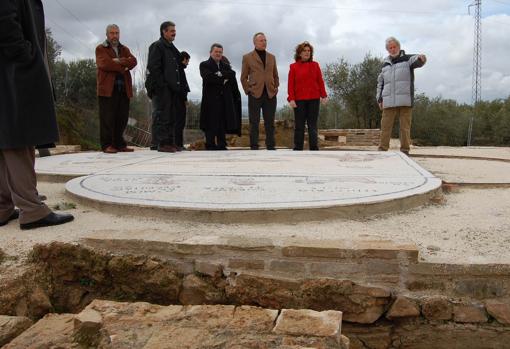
[324,54,383,129]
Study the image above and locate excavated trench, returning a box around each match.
[1,242,510,349]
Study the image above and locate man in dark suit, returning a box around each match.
[240,32,279,150]
[146,21,181,153]
[0,0,74,229]
[199,44,241,150]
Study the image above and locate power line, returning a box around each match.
[183,0,458,15]
[488,0,510,6]
[53,0,97,36]
[46,17,93,56]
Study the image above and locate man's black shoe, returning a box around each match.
[0,209,20,227]
[20,212,74,230]
[267,147,276,150]
[250,146,259,150]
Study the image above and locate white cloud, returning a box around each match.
[44,0,510,106]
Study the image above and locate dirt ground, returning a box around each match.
[1,145,510,268]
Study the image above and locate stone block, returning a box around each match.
[184,305,235,328]
[270,260,306,274]
[421,296,452,321]
[484,299,510,324]
[0,316,33,347]
[231,306,279,332]
[282,246,358,259]
[3,314,75,348]
[194,260,223,277]
[453,303,488,323]
[73,308,103,346]
[179,274,225,305]
[309,262,363,277]
[454,279,505,299]
[273,309,342,338]
[225,274,302,309]
[228,258,265,270]
[386,296,420,319]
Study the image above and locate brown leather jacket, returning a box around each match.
[240,50,279,99]
[95,41,137,98]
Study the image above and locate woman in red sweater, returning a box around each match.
[287,42,327,150]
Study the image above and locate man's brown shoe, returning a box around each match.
[118,147,134,152]
[104,146,118,154]
[158,145,177,153]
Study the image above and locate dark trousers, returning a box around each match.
[175,97,187,148]
[98,87,129,150]
[205,102,226,150]
[151,88,177,147]
[248,90,277,149]
[294,99,320,150]
[0,147,51,224]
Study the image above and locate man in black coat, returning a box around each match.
[0,0,74,229]
[146,21,181,153]
[199,44,241,150]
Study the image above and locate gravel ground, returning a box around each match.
[1,146,509,266]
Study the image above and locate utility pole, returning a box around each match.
[467,0,482,146]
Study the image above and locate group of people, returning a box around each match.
[96,21,333,153]
[0,0,426,231]
[96,20,425,155]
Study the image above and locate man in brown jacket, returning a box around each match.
[241,33,279,150]
[95,24,137,153]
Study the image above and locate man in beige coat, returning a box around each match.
[241,33,279,150]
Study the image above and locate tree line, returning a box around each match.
[47,31,510,149]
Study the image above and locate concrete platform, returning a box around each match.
[34,150,441,221]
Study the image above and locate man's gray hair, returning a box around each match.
[385,36,400,49]
[253,32,265,43]
[106,24,119,34]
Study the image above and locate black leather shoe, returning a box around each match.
[0,209,19,227]
[20,212,74,230]
[267,147,276,150]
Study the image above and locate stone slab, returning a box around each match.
[54,150,440,214]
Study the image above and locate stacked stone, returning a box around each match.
[4,300,349,349]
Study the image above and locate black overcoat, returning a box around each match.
[199,57,241,135]
[0,0,59,149]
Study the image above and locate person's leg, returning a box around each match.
[205,129,217,150]
[293,101,307,150]
[152,89,173,148]
[174,97,186,148]
[167,92,177,147]
[248,95,262,149]
[262,93,277,149]
[217,103,227,150]
[399,107,413,154]
[98,96,115,150]
[0,151,16,223]
[378,107,397,151]
[307,99,320,150]
[113,88,130,150]
[1,148,51,224]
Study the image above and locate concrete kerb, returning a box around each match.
[65,185,443,224]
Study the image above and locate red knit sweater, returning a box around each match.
[287,60,327,102]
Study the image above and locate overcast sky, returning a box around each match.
[43,0,510,107]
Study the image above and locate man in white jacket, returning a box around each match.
[376,37,426,155]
